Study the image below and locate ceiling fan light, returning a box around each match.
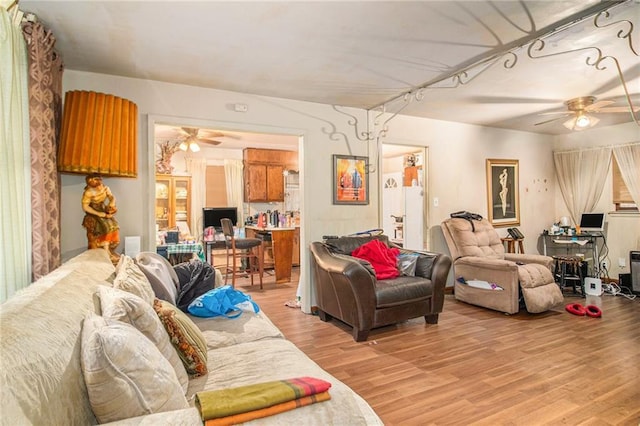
[575,114,591,128]
[190,142,200,152]
[179,141,188,151]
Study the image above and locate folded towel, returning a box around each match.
[204,391,331,426]
[195,377,332,420]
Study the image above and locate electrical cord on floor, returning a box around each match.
[602,282,637,300]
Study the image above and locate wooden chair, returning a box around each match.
[220,218,264,289]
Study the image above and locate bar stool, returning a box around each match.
[220,218,264,289]
[553,256,585,296]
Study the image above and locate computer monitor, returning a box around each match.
[579,213,605,232]
[203,207,238,231]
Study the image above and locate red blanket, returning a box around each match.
[351,239,400,280]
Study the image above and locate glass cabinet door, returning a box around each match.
[155,175,191,232]
[173,177,190,227]
[155,177,171,231]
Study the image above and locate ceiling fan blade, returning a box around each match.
[535,115,570,126]
[180,127,198,137]
[200,130,243,140]
[592,106,640,113]
[198,138,222,146]
[537,111,572,116]
[198,130,225,138]
[584,100,615,111]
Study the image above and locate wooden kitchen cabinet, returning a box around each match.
[243,148,295,202]
[155,174,191,231]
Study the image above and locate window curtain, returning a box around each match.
[0,6,32,302]
[224,159,244,226]
[553,147,612,225]
[22,19,64,281]
[185,157,207,239]
[612,142,640,206]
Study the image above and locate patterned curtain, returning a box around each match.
[22,20,64,280]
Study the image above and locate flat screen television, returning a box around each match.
[203,207,238,231]
[579,212,605,232]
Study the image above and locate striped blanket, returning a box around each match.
[195,377,332,423]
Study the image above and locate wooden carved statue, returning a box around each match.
[156,141,182,174]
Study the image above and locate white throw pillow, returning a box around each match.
[135,252,179,304]
[80,313,188,424]
[113,255,155,305]
[98,286,189,393]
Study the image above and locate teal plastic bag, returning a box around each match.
[187,285,260,318]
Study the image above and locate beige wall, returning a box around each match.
[59,70,638,310]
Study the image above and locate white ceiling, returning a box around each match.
[18,0,640,145]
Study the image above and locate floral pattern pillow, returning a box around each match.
[154,298,208,377]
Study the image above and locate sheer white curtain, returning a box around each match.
[612,142,640,206]
[553,147,612,225]
[185,157,207,239]
[1,7,32,302]
[224,159,244,226]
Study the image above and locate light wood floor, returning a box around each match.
[233,269,640,425]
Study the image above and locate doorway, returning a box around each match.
[380,144,428,250]
[151,120,299,235]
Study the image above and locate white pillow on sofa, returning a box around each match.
[98,286,189,393]
[112,255,155,305]
[80,313,188,424]
[135,252,179,304]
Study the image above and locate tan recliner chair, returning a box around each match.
[441,217,563,314]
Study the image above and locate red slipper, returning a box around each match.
[565,303,586,316]
[585,305,602,318]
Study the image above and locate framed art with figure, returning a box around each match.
[486,159,519,227]
[333,155,368,205]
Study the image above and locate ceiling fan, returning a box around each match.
[534,96,639,131]
[177,127,226,152]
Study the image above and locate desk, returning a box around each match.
[246,226,295,284]
[541,233,604,276]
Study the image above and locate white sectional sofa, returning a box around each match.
[0,249,382,425]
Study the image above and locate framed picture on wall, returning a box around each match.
[486,159,520,227]
[333,155,368,205]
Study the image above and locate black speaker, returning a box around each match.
[631,251,640,294]
[619,273,631,290]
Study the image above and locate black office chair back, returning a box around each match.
[220,218,235,239]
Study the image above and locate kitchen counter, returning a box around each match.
[245,226,297,283]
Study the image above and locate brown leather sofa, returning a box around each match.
[309,235,452,341]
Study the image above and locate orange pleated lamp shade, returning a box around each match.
[58,90,138,177]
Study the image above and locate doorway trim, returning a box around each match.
[146,114,308,304]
